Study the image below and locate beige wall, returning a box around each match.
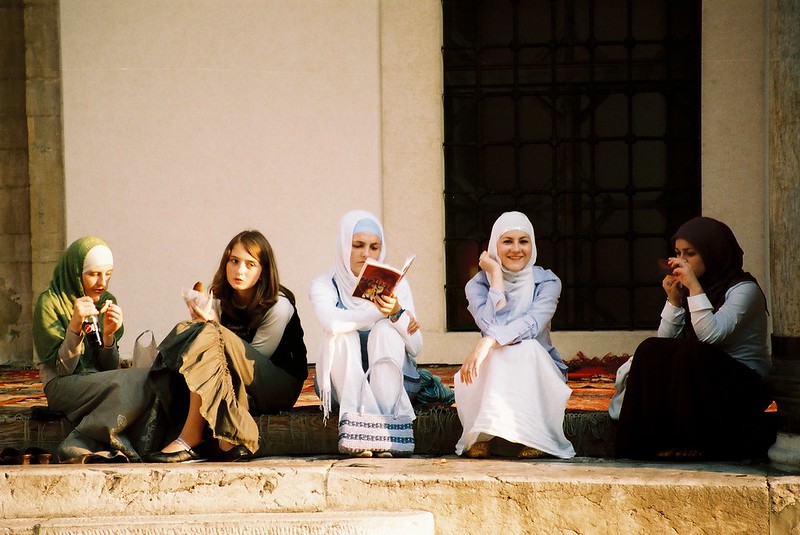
[54,0,769,366]
[60,1,384,362]
[701,0,769,289]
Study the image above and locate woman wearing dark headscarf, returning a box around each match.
[33,236,153,462]
[615,217,773,460]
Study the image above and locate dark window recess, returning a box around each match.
[443,0,701,331]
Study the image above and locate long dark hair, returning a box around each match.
[210,230,295,329]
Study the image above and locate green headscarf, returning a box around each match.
[33,236,123,372]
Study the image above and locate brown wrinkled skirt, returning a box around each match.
[148,321,302,454]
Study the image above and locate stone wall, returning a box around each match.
[0,0,65,367]
[0,0,32,366]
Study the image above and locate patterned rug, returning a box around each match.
[0,368,45,409]
[1,359,620,414]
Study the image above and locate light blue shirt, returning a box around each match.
[465,266,566,374]
[658,281,770,376]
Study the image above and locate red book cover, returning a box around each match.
[352,255,415,301]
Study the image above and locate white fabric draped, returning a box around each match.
[455,339,575,458]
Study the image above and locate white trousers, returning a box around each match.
[328,319,415,422]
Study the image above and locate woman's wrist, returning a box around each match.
[69,318,83,336]
[687,283,704,296]
[480,335,497,349]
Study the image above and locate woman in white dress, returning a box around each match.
[455,211,575,459]
[310,210,422,456]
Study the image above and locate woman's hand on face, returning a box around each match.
[667,257,703,296]
[478,251,502,276]
[479,251,505,292]
[69,296,99,335]
[374,293,400,317]
[405,311,420,334]
[459,336,497,385]
[100,300,123,345]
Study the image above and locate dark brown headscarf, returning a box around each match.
[671,216,763,312]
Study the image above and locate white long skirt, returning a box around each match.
[454,339,576,459]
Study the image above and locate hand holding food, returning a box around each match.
[183,281,218,322]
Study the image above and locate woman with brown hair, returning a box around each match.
[148,230,307,462]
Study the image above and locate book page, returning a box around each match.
[352,256,413,301]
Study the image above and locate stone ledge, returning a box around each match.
[1,457,796,534]
[2,511,435,535]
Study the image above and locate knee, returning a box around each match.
[368,320,404,347]
[634,336,669,357]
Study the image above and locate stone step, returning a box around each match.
[0,407,617,460]
[1,511,435,535]
[1,457,796,534]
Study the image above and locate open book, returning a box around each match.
[352,255,415,301]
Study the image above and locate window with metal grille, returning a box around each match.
[443,0,701,331]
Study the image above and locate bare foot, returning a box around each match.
[161,437,197,454]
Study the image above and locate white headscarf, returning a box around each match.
[487,211,538,320]
[333,209,386,311]
[82,244,114,273]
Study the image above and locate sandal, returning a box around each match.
[463,441,491,459]
[518,446,550,459]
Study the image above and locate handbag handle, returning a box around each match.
[357,357,405,416]
[135,329,155,345]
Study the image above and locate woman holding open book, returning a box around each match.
[455,211,575,459]
[310,209,422,456]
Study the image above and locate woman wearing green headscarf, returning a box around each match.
[33,236,153,462]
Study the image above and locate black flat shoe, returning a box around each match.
[148,438,205,463]
[219,444,251,462]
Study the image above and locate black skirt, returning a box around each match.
[615,337,774,460]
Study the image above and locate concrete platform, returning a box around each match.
[1,457,797,534]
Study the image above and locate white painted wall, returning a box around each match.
[60,1,383,361]
[58,0,769,366]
